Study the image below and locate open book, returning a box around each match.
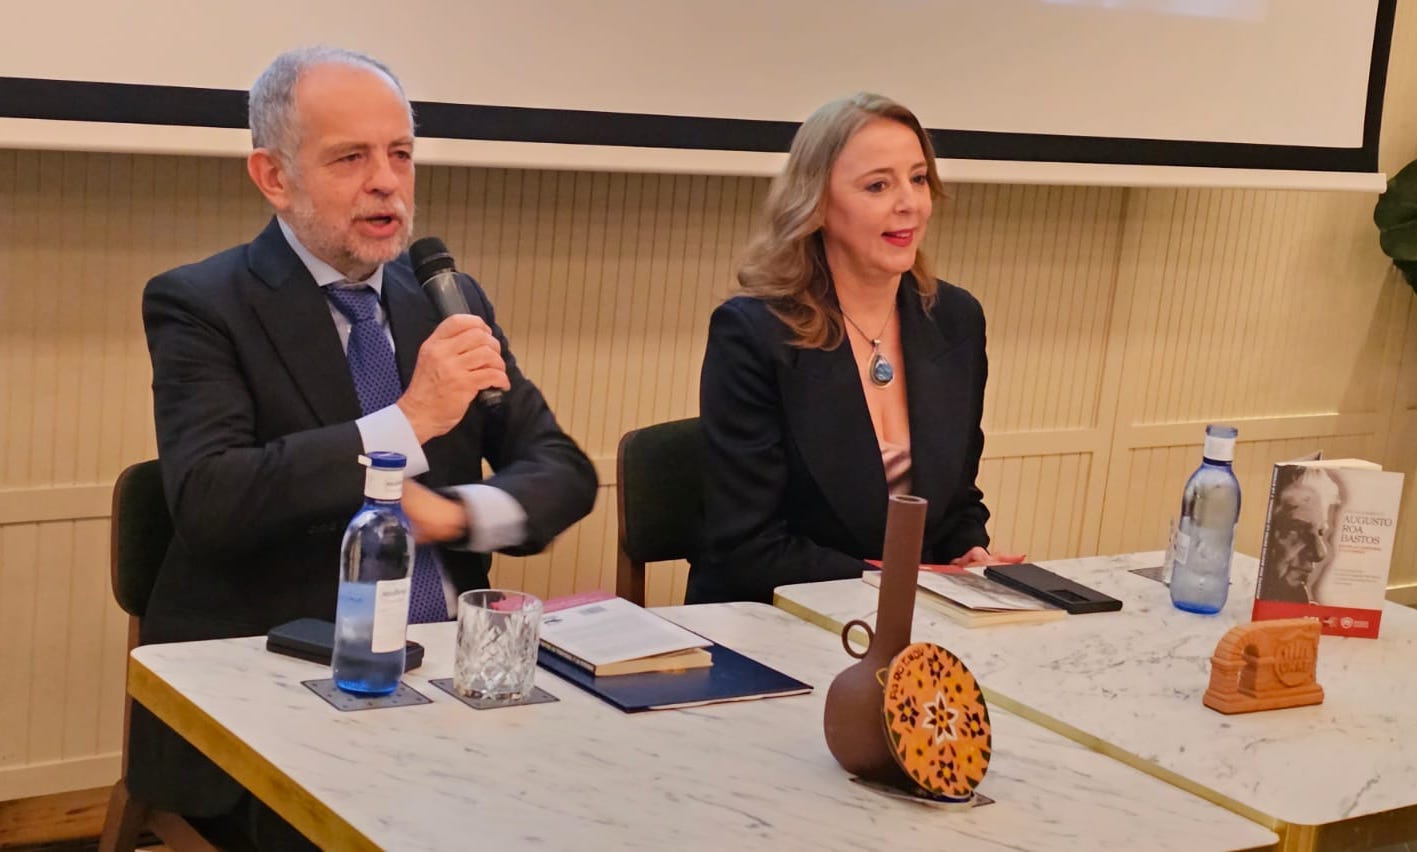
[1252,457,1404,638]
[863,568,1066,628]
[539,593,713,676]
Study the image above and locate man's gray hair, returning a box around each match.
[248,46,413,166]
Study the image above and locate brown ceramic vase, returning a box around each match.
[822,494,927,787]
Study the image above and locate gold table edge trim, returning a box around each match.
[128,655,378,852]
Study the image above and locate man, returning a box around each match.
[1258,467,1341,604]
[134,46,597,843]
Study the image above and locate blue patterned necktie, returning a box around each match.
[326,285,451,624]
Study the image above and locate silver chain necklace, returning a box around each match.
[840,301,897,387]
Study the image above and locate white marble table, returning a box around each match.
[128,602,1276,851]
[774,553,1417,850]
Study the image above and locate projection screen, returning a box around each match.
[0,0,1396,190]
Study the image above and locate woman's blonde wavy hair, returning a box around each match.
[738,93,943,350]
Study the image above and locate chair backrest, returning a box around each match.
[615,418,704,605]
[103,461,205,852]
[110,459,173,619]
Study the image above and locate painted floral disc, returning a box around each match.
[881,642,991,799]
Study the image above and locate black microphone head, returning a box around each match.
[410,237,456,283]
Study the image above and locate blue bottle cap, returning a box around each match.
[360,452,407,470]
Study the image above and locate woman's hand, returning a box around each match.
[402,481,469,545]
[949,546,1027,568]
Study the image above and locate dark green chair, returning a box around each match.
[99,460,211,852]
[615,418,704,606]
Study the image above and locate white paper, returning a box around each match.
[918,570,1058,612]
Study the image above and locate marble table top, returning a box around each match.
[774,552,1417,832]
[129,601,1275,851]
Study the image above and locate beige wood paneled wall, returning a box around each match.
[3,151,1414,801]
[5,2,1417,793]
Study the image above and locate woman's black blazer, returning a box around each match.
[687,275,992,604]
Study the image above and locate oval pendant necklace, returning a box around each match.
[841,301,897,388]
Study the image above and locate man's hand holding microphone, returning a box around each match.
[395,237,511,542]
[396,237,508,444]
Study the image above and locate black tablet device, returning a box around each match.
[266,617,424,669]
[983,563,1123,614]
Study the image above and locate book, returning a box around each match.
[1252,458,1404,638]
[862,569,1066,628]
[863,559,968,574]
[539,593,713,676]
[537,642,811,713]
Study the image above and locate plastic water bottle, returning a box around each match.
[332,452,414,696]
[1170,425,1242,614]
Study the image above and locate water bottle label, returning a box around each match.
[363,466,404,501]
[1172,530,1191,567]
[371,577,411,653]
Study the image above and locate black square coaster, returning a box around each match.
[428,678,559,710]
[1130,565,1168,585]
[301,679,432,711]
[848,777,995,810]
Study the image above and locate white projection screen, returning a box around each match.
[0,0,1396,189]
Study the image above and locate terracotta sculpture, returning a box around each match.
[1203,618,1324,714]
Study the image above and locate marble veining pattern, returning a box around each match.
[776,552,1417,827]
[132,601,1275,850]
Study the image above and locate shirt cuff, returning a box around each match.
[355,405,429,476]
[448,484,528,553]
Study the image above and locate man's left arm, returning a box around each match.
[414,274,598,554]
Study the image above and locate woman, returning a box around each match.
[686,93,1018,605]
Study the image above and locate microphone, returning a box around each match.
[409,236,503,409]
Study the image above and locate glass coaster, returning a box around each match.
[302,679,432,712]
[429,678,559,710]
[849,777,995,810]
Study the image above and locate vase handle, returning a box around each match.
[841,619,874,659]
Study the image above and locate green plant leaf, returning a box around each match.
[1375,162,1417,225]
[1396,259,1417,296]
[1374,160,1417,261]
[1379,219,1417,261]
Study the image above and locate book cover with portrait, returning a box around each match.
[1252,459,1404,638]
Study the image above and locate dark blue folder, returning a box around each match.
[537,643,812,713]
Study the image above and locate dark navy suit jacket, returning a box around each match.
[133,217,596,815]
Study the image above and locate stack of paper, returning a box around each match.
[863,569,1066,628]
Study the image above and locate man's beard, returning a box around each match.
[286,192,413,277]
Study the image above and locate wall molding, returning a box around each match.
[0,486,111,526]
[0,462,621,528]
[0,754,119,802]
[0,416,1383,528]
[1116,413,1384,449]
